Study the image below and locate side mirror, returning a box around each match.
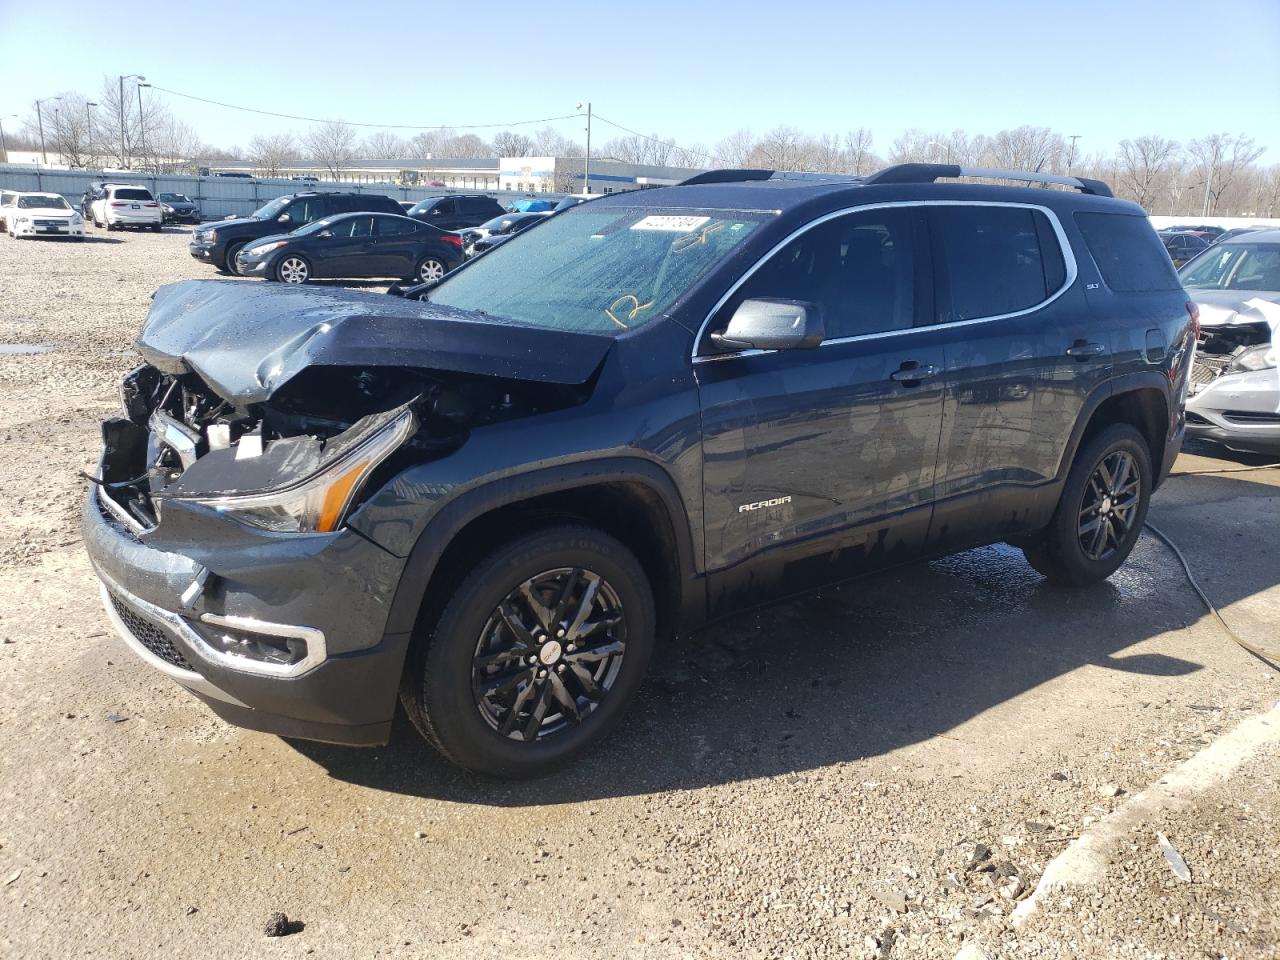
[317,230,333,238]
[277,213,291,223]
[711,298,824,351]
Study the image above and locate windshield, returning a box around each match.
[429,207,766,334]
[18,195,70,209]
[1180,243,1280,292]
[160,193,189,202]
[251,197,291,220]
[408,197,445,215]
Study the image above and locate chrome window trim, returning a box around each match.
[691,199,1078,363]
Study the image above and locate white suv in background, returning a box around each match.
[90,184,163,232]
[2,191,86,239]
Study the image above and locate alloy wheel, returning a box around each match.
[419,258,446,282]
[471,567,626,742]
[1077,450,1141,562]
[278,256,309,284]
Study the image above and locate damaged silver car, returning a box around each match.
[1181,229,1280,455]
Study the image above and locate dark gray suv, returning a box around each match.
[86,164,1194,777]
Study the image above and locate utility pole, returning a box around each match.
[1201,141,1220,217]
[577,101,591,195]
[0,114,14,164]
[1067,135,1081,176]
[118,74,145,169]
[136,82,150,172]
[85,102,97,168]
[35,96,61,165]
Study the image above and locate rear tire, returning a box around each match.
[401,525,655,778]
[1021,423,1152,586]
[414,256,447,283]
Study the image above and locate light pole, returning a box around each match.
[35,96,62,165]
[1067,135,1081,177]
[926,139,951,164]
[1201,141,1220,217]
[118,74,145,169]
[85,101,98,167]
[136,82,151,172]
[576,102,591,195]
[0,114,15,164]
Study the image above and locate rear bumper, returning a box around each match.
[82,486,413,746]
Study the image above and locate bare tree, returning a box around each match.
[1116,135,1180,211]
[714,128,756,167]
[38,93,96,168]
[981,126,1064,173]
[749,126,814,170]
[492,131,533,157]
[843,128,875,175]
[409,128,454,159]
[362,131,408,159]
[149,117,205,173]
[304,120,358,179]
[531,125,582,158]
[1188,134,1267,215]
[439,133,490,158]
[248,133,301,177]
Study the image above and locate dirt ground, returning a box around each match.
[1,228,1277,959]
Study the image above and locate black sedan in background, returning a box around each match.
[235,213,464,284]
[461,211,550,257]
[158,192,200,224]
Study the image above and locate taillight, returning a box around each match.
[1185,300,1200,339]
[441,234,463,248]
[110,201,128,207]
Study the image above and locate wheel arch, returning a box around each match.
[1059,374,1172,487]
[382,459,703,659]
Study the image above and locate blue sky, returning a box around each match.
[1,0,1277,158]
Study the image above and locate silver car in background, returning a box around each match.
[1180,229,1280,454]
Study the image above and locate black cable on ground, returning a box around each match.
[1145,460,1280,669]
[1143,520,1280,671]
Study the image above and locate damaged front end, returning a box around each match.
[1185,295,1280,453]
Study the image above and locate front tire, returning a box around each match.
[275,254,311,284]
[401,526,655,778]
[1021,423,1152,586]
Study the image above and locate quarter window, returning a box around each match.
[932,206,1063,322]
[729,208,917,340]
[1075,213,1181,292]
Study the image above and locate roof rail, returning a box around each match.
[861,163,1114,197]
[678,169,864,187]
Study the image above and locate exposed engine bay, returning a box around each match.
[1191,320,1272,388]
[98,363,590,532]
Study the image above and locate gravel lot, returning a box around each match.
[1,227,1277,959]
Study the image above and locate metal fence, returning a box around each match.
[0,165,565,221]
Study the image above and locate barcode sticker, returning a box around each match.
[631,215,711,232]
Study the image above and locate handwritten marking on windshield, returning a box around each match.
[605,294,656,330]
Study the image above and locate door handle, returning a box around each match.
[890,363,939,384]
[1066,341,1106,360]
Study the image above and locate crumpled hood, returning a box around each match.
[1190,289,1280,337]
[135,280,614,411]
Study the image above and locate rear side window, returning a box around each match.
[932,206,1064,322]
[1074,212,1181,292]
[113,188,153,201]
[375,216,417,237]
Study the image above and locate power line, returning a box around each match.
[592,112,724,166]
[147,84,578,132]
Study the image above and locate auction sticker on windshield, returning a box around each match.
[631,215,711,232]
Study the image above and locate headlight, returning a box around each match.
[70,214,83,225]
[204,229,217,243]
[246,240,287,257]
[16,216,29,224]
[184,409,415,533]
[162,205,174,213]
[1227,343,1277,374]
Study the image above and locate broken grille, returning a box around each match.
[1191,354,1232,385]
[107,590,193,671]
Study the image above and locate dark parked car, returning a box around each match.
[235,212,463,284]
[85,164,1192,778]
[158,192,200,224]
[1211,226,1266,244]
[460,211,549,256]
[188,191,404,275]
[405,194,506,231]
[1160,230,1210,267]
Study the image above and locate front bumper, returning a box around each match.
[236,253,272,276]
[188,240,225,267]
[1186,368,1280,454]
[12,219,85,237]
[83,485,414,745]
